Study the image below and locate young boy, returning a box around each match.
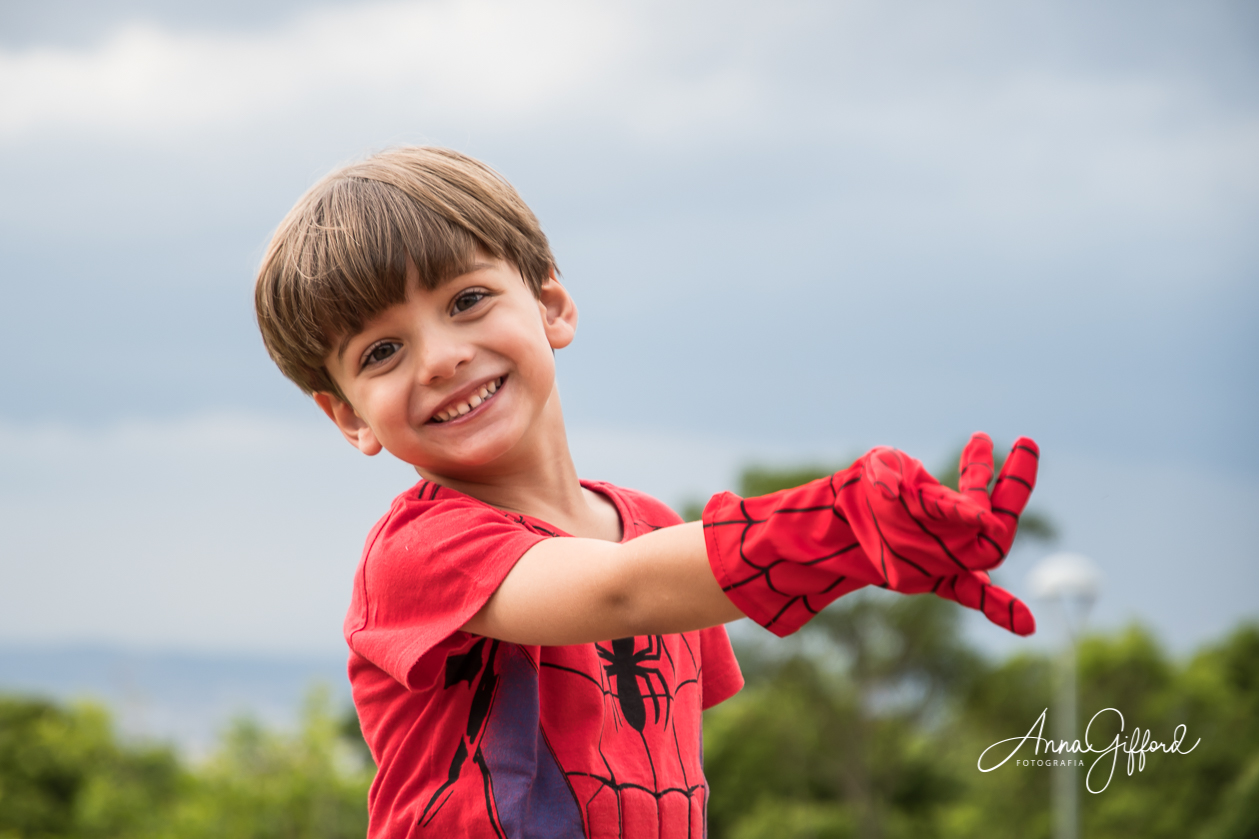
[254,146,1040,838]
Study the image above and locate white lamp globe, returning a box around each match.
[1030,552,1101,602]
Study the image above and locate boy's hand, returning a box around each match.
[702,433,1039,637]
[855,433,1040,584]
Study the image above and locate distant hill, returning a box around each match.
[0,644,350,757]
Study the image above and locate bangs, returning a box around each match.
[295,177,484,348]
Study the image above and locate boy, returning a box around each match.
[254,146,1039,838]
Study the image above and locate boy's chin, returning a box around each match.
[400,442,520,479]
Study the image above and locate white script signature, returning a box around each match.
[977,708,1199,792]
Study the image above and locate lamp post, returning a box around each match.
[1030,552,1101,839]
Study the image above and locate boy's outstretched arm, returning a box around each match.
[464,520,742,646]
[464,433,1040,646]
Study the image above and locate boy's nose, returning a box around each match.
[416,334,474,384]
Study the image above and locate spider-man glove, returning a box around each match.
[702,433,1040,637]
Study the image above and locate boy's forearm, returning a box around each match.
[612,521,747,635]
[462,521,745,646]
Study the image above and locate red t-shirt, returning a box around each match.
[344,478,744,839]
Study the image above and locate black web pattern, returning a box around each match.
[703,472,871,631]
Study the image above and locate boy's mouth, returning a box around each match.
[428,376,505,424]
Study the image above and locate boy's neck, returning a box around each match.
[418,391,623,542]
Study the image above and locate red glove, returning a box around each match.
[702,433,1039,636]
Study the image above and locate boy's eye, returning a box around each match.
[452,289,487,313]
[361,341,401,368]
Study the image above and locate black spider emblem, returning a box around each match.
[596,636,672,732]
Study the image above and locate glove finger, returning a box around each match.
[933,571,1036,636]
[957,432,995,510]
[990,437,1038,516]
[988,437,1040,552]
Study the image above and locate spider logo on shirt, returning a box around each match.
[596,635,672,732]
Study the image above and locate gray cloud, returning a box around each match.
[0,0,1255,652]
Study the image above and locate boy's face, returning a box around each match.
[316,256,577,478]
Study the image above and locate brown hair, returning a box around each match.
[254,146,556,397]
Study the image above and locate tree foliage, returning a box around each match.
[161,687,372,839]
[705,609,1259,839]
[0,687,370,839]
[0,695,182,839]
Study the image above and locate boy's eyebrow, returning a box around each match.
[336,333,356,364]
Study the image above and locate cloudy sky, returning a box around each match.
[0,0,1255,658]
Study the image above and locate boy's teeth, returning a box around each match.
[434,377,503,423]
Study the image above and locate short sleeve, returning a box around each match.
[344,490,549,689]
[699,625,744,709]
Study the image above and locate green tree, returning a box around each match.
[706,590,981,839]
[1193,624,1259,839]
[164,686,372,839]
[710,614,1259,839]
[0,686,374,839]
[0,695,183,838]
[1075,624,1259,839]
[938,623,1259,839]
[940,649,1056,839]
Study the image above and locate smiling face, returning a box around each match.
[316,256,577,480]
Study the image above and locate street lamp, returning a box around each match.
[1030,552,1102,839]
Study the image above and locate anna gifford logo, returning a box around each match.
[977,708,1200,793]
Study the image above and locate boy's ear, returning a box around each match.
[313,392,383,456]
[538,270,578,350]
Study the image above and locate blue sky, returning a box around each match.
[0,0,1255,657]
